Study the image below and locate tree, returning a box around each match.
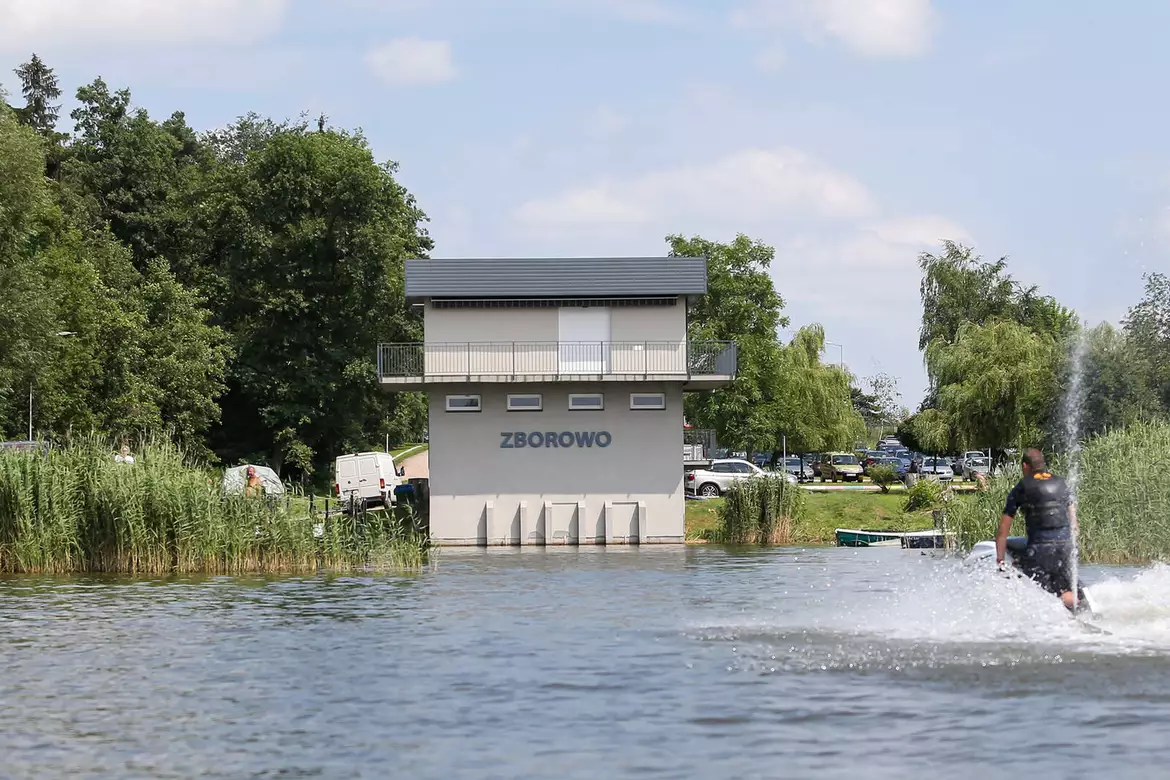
[1124,272,1170,412]
[13,54,61,136]
[672,234,862,455]
[1064,323,1163,439]
[203,125,432,475]
[0,100,229,446]
[918,241,1075,352]
[924,319,1059,450]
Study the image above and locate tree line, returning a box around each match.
[898,242,1169,455]
[1,55,430,481]
[8,54,1156,475]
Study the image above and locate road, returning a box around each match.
[399,449,429,480]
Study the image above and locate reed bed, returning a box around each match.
[0,435,430,574]
[946,420,1170,563]
[716,476,807,545]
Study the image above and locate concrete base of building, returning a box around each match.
[427,495,683,547]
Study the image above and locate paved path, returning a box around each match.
[399,449,429,480]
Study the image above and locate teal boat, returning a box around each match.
[834,528,905,547]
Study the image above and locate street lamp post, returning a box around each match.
[824,341,844,370]
[28,331,77,441]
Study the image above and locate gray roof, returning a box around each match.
[404,257,708,298]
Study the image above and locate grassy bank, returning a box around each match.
[946,420,1170,563]
[0,436,430,574]
[686,489,935,544]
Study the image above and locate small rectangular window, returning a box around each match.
[445,394,481,412]
[507,393,542,411]
[630,393,666,410]
[568,393,604,410]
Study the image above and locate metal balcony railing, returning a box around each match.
[377,341,737,379]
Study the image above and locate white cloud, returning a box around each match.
[733,0,938,58]
[365,38,457,87]
[515,147,876,228]
[0,0,287,51]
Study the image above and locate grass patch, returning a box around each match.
[686,489,934,545]
[799,491,934,544]
[390,443,428,461]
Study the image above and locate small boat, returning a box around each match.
[834,528,906,547]
[900,529,950,549]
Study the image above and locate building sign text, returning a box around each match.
[500,431,612,449]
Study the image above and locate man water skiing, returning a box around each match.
[995,448,1085,611]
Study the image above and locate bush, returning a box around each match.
[0,434,430,574]
[717,476,807,544]
[903,478,944,512]
[868,464,899,493]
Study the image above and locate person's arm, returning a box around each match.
[997,482,1023,565]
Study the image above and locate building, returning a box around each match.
[377,257,737,546]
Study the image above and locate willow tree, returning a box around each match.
[924,319,1059,450]
[671,233,862,453]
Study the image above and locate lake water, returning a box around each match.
[3,546,1169,779]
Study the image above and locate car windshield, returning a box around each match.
[832,455,859,465]
[925,458,945,467]
[969,458,989,466]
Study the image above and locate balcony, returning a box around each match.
[377,340,737,390]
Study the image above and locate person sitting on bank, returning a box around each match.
[995,448,1085,611]
[114,444,135,465]
[244,466,264,498]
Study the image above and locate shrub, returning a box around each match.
[903,478,944,512]
[717,476,806,544]
[868,464,899,494]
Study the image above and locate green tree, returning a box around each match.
[924,319,1059,450]
[13,54,61,135]
[1069,323,1163,438]
[1124,271,1170,412]
[204,125,432,474]
[671,234,862,455]
[918,241,1075,352]
[0,101,229,447]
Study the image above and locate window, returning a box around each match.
[445,394,481,412]
[629,392,666,410]
[507,393,542,412]
[568,393,604,410]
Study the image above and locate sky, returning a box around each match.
[2,0,1167,408]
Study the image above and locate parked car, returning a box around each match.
[335,451,406,508]
[963,456,993,481]
[783,456,815,482]
[873,455,908,478]
[686,458,794,497]
[920,457,954,482]
[809,453,827,478]
[821,452,864,482]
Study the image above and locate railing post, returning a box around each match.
[644,340,648,379]
[512,340,516,379]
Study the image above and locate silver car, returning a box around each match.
[963,457,992,481]
[920,457,954,481]
[686,458,794,497]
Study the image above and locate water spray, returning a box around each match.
[1061,329,1091,609]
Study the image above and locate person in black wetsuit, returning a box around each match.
[995,448,1083,610]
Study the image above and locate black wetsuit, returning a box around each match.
[1003,471,1077,595]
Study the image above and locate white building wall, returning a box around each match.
[424,303,685,344]
[427,383,684,545]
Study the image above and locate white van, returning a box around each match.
[334,452,405,508]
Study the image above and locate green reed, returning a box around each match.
[945,419,1170,563]
[0,434,430,574]
[717,476,807,544]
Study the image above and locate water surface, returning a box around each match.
[2,546,1168,779]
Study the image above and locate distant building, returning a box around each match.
[378,257,737,546]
